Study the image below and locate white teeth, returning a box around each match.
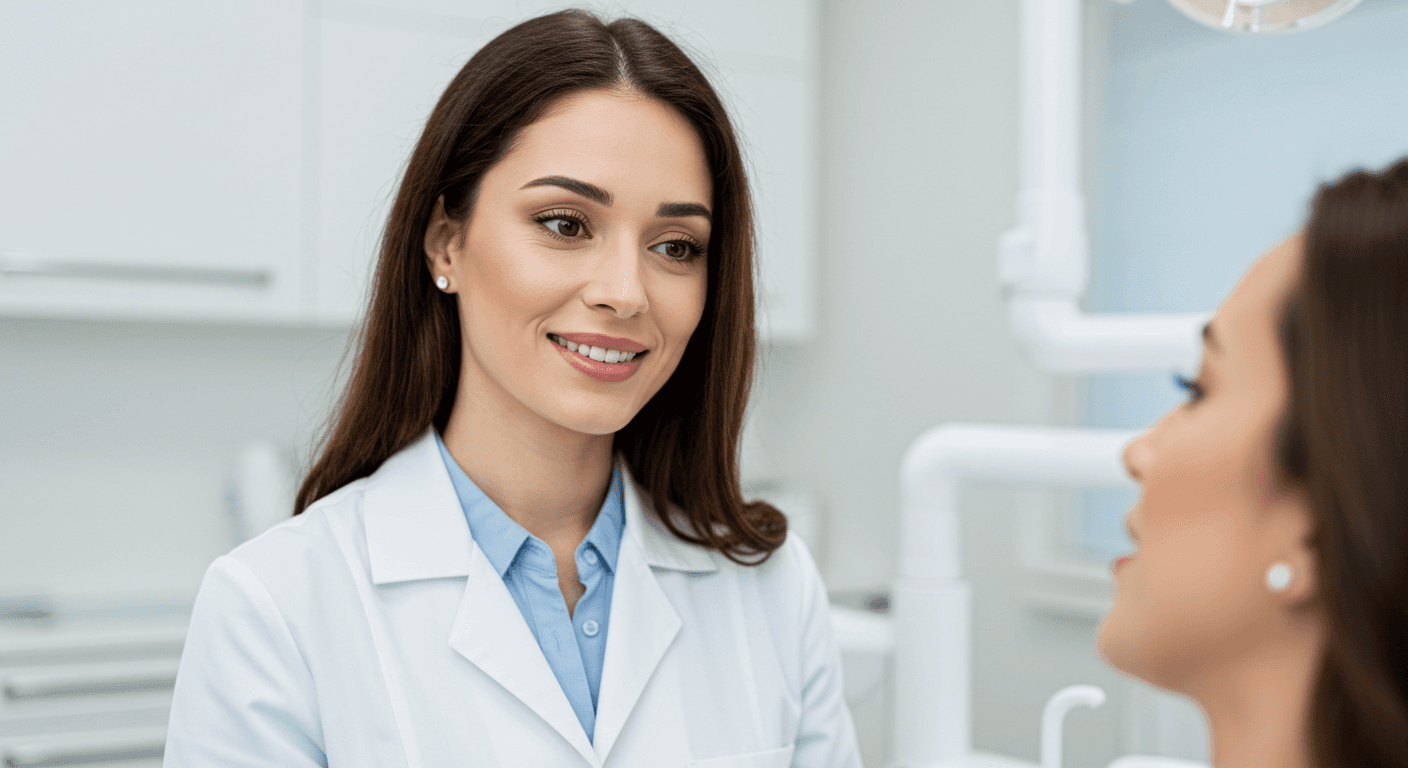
[550,335,641,364]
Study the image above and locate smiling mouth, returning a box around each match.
[548,334,649,364]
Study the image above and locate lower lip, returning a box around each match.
[1113,556,1133,574]
[552,340,644,383]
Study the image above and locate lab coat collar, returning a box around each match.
[360,430,718,763]
[363,430,719,584]
[363,430,474,585]
[619,461,720,575]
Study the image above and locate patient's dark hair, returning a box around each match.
[1278,156,1408,767]
[295,9,787,564]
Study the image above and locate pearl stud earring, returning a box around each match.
[1266,562,1293,593]
[435,276,448,290]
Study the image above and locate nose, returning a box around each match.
[1122,432,1149,483]
[582,236,649,319]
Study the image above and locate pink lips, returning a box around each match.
[554,332,647,353]
[1113,556,1133,574]
[550,333,648,383]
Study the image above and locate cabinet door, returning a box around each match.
[0,2,304,323]
[314,5,492,324]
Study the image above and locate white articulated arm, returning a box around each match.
[892,425,1136,767]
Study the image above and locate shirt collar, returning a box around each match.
[435,432,626,577]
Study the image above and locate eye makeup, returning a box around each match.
[532,209,591,241]
[1174,374,1205,404]
[649,235,706,263]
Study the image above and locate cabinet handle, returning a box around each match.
[4,738,164,767]
[0,249,269,287]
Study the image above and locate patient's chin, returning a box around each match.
[1096,601,1141,677]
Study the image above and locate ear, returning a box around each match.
[1271,489,1319,606]
[424,195,463,292]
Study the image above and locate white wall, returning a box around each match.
[0,319,350,601]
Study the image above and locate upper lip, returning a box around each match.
[552,332,648,353]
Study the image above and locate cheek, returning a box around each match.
[1103,421,1279,685]
[461,238,567,333]
[655,271,707,355]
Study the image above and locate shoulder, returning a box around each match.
[226,477,372,582]
[698,532,828,632]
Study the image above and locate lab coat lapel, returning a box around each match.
[447,545,600,766]
[592,467,715,762]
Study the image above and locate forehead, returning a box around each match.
[1209,232,1304,361]
[491,88,711,204]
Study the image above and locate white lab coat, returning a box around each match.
[165,430,861,767]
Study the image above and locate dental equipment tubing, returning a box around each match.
[891,0,1213,764]
[1001,0,1208,373]
[892,426,1136,766]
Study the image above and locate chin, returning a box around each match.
[546,404,639,437]
[1096,602,1137,675]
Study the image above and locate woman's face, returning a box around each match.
[1098,234,1317,693]
[426,88,712,437]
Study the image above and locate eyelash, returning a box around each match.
[531,210,707,262]
[1174,374,1205,404]
[533,209,590,240]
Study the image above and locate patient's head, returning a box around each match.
[1099,158,1408,767]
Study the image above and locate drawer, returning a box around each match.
[0,658,177,723]
[0,725,165,767]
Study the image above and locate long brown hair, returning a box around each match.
[295,9,786,564]
[1278,157,1408,767]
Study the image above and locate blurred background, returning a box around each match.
[2,1,1407,766]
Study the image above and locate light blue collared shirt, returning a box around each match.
[435,433,624,743]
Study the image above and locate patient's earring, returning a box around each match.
[435,276,449,290]
[1266,562,1293,592]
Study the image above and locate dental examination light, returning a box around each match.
[1167,0,1363,35]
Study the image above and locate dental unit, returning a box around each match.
[884,0,1359,765]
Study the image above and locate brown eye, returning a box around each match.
[543,217,583,238]
[649,240,700,260]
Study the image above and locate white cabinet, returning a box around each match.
[313,3,492,324]
[0,620,184,768]
[2,0,816,340]
[0,2,306,324]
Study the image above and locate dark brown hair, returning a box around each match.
[295,9,786,564]
[1278,157,1408,767]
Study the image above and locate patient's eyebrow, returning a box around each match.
[521,176,612,206]
[657,202,711,221]
[1203,323,1221,352]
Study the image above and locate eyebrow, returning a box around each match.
[1202,323,1221,352]
[521,176,612,206]
[656,201,712,221]
[521,175,711,221]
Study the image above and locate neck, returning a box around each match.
[1188,614,1322,768]
[440,365,615,547]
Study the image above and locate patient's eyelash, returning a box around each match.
[1174,374,1205,404]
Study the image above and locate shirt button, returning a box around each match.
[582,620,600,637]
[583,550,599,566]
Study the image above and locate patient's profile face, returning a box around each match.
[1098,234,1317,694]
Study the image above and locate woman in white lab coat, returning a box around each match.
[165,9,859,768]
